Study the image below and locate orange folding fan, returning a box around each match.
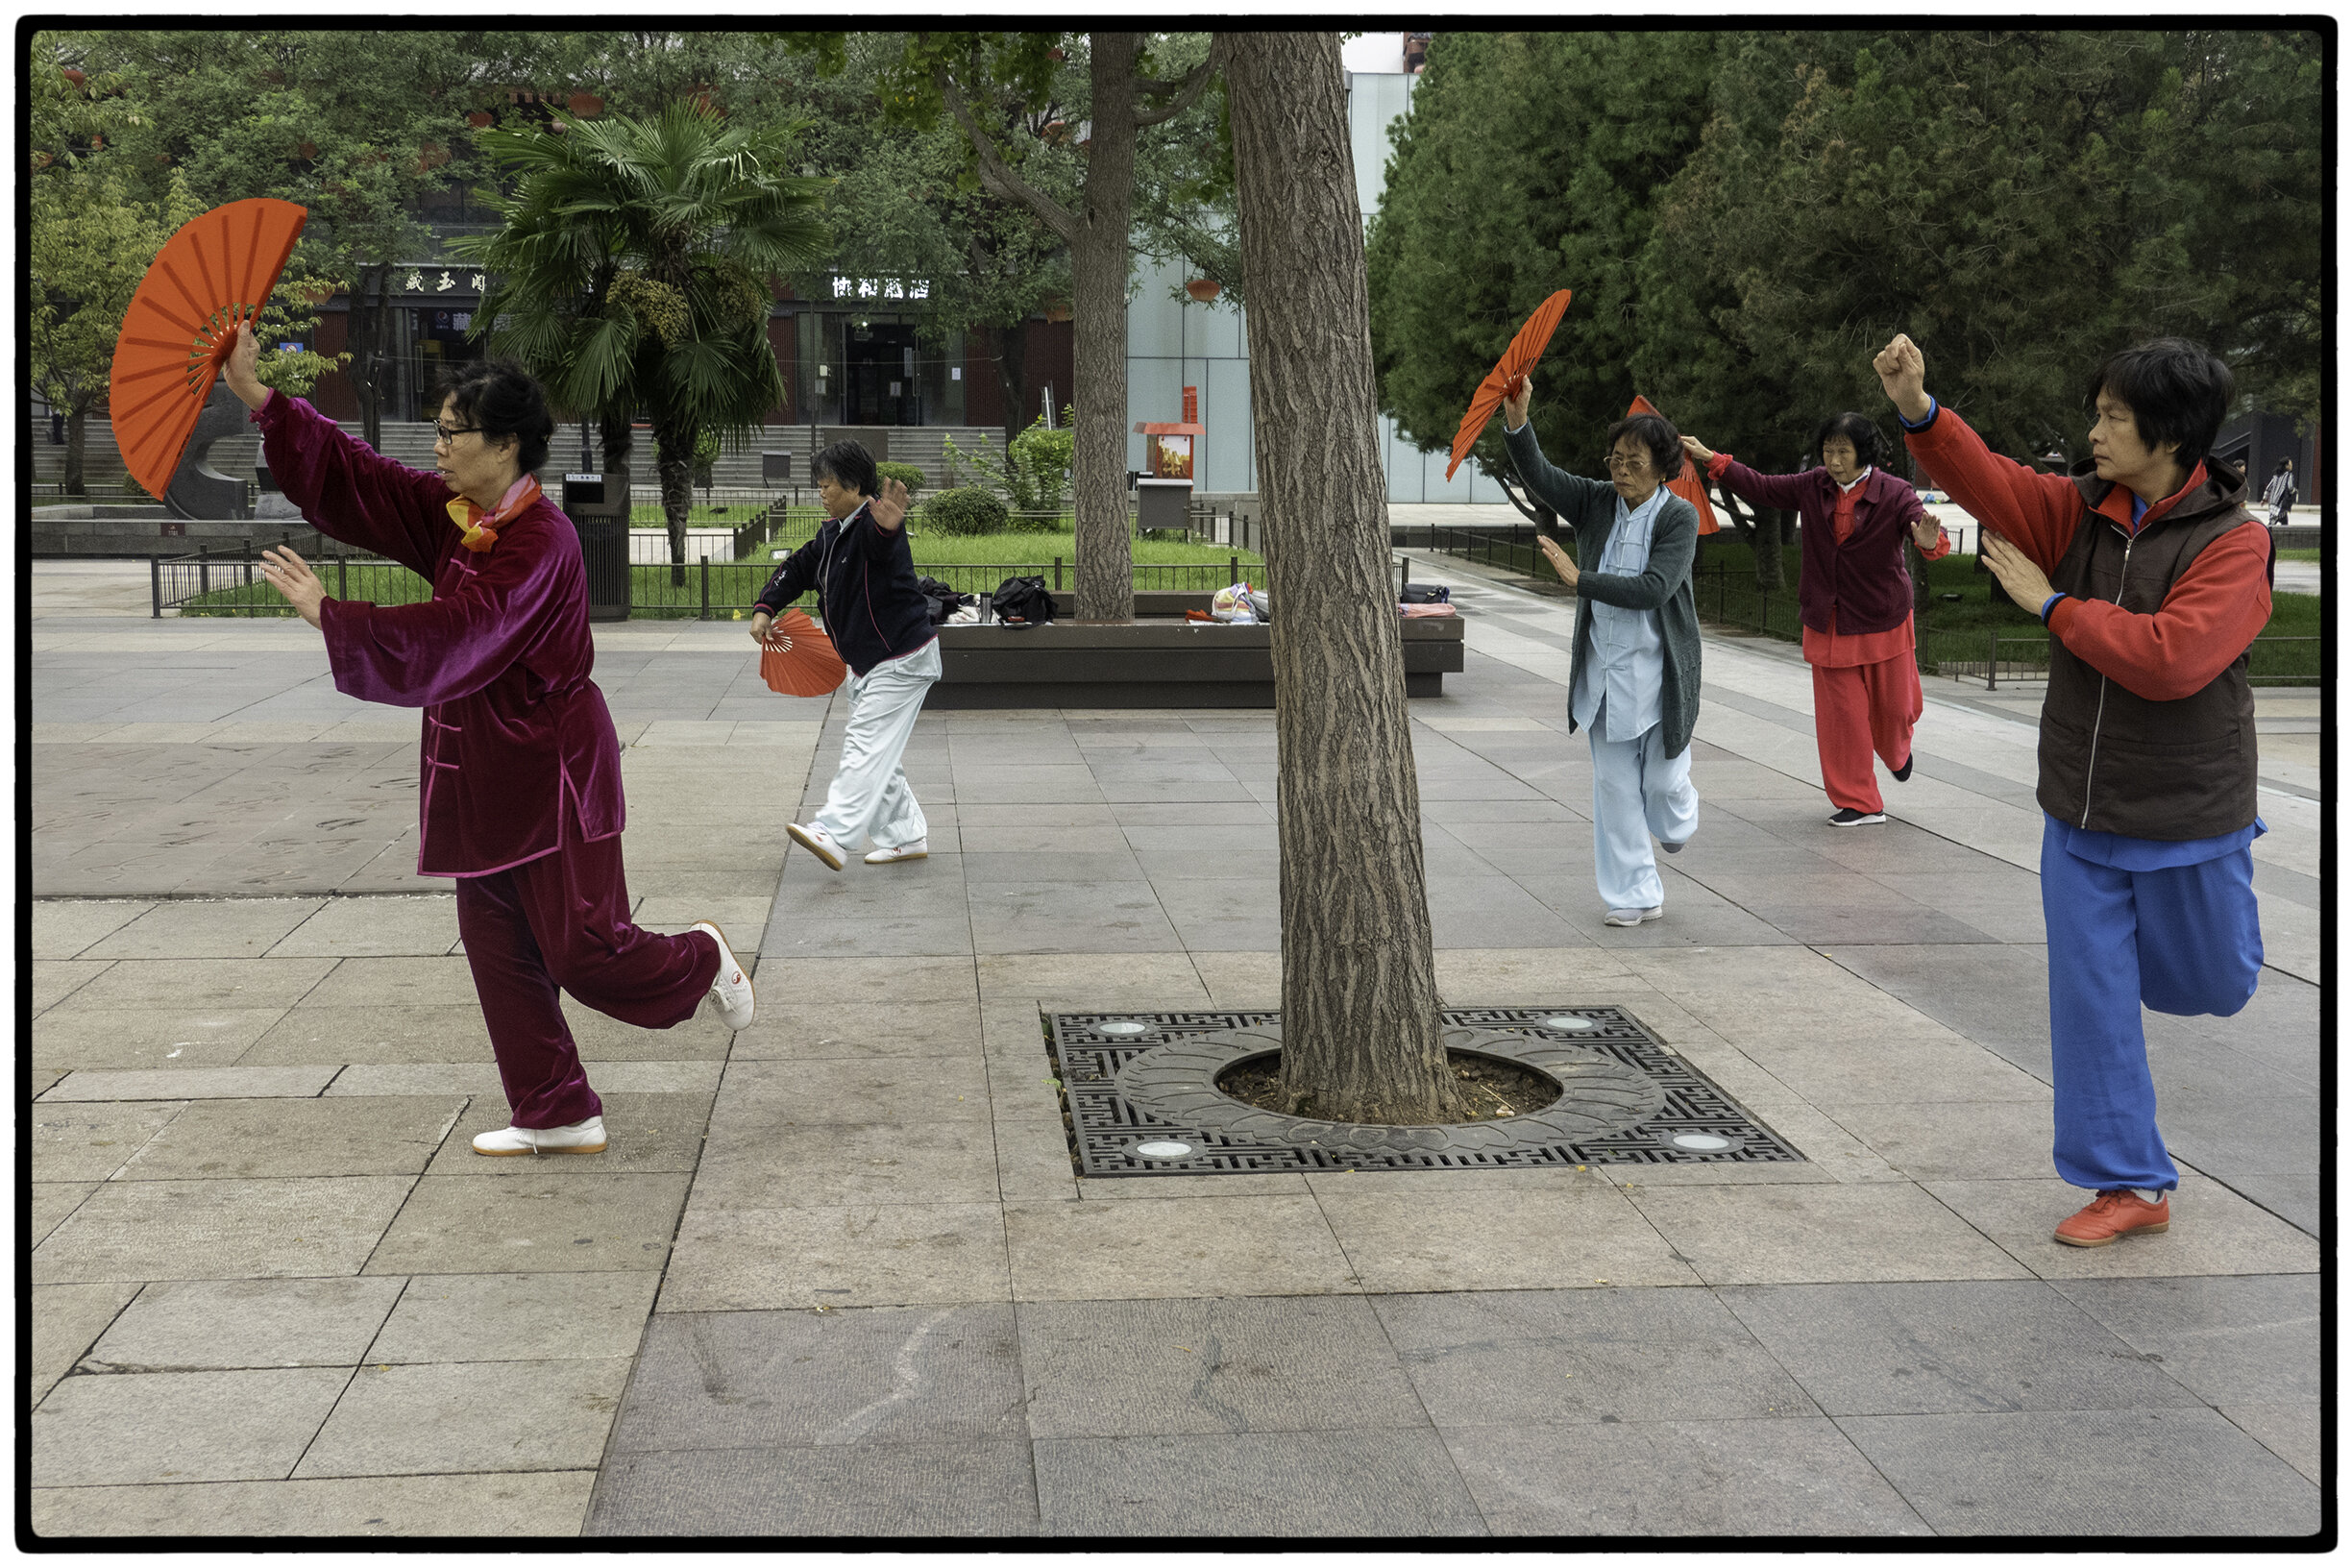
[1629,394,1721,534]
[110,198,309,502]
[1446,288,1573,479]
[760,609,848,697]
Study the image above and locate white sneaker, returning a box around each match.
[473,1115,606,1157]
[865,840,928,865]
[1604,904,1664,927]
[787,821,845,870]
[693,920,756,1030]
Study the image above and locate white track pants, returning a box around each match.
[812,638,941,852]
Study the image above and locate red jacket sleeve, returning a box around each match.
[1901,404,2080,573]
[256,390,455,579]
[1706,453,1818,513]
[2046,521,2273,700]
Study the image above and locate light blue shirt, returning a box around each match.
[1572,485,1668,741]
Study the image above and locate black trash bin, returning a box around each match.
[561,472,632,622]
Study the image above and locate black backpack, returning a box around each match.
[990,575,1056,625]
[914,575,970,625]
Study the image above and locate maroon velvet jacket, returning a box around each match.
[1705,456,1928,636]
[255,391,625,876]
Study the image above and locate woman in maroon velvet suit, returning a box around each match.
[226,326,756,1155]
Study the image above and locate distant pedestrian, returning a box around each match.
[2263,459,2297,527]
[1679,416,1950,826]
[1502,374,1701,927]
[1876,331,2269,1250]
[753,441,939,870]
[227,325,756,1159]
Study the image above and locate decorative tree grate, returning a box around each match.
[1046,1006,1802,1177]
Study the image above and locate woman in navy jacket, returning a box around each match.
[1681,415,1949,825]
[752,441,940,870]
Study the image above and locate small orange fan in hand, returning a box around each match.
[760,609,848,697]
[1447,288,1574,480]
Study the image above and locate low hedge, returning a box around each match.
[919,486,1009,537]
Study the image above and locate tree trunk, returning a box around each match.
[600,410,635,527]
[64,404,87,496]
[1753,505,1788,590]
[1225,31,1463,1126]
[652,419,694,587]
[993,319,1033,446]
[354,265,387,453]
[1069,32,1140,622]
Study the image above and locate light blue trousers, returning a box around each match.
[1586,717,1698,911]
[813,637,941,852]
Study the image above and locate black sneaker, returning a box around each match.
[1827,807,1887,826]
[1892,754,1914,782]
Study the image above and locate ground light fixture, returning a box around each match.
[1095,1019,1151,1037]
[1540,1015,1598,1032]
[1668,1132,1735,1153]
[1132,1139,1195,1159]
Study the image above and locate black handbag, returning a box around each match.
[1399,583,1451,604]
[914,575,970,625]
[989,575,1056,625]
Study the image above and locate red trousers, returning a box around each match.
[453,833,720,1129]
[1811,653,1923,814]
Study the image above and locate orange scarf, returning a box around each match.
[447,475,542,553]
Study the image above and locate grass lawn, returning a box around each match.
[2276,548,2321,562]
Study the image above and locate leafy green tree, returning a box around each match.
[455,102,832,582]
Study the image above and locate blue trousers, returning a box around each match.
[1586,719,1699,912]
[2041,817,2264,1192]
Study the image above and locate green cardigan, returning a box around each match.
[1505,421,1703,756]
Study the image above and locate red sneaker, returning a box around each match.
[2054,1189,2169,1247]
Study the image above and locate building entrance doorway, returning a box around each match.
[845,322,922,426]
[413,306,486,420]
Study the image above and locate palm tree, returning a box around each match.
[454,103,832,582]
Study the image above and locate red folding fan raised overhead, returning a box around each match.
[1629,394,1722,535]
[109,198,309,502]
[1446,288,1573,480]
[760,609,849,697]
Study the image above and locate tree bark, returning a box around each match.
[992,318,1032,446]
[354,264,387,453]
[600,410,635,529]
[652,418,694,587]
[64,404,86,496]
[1224,31,1462,1126]
[1066,33,1140,620]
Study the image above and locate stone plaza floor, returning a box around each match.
[24,553,2324,1539]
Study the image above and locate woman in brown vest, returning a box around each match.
[1875,332,2271,1249]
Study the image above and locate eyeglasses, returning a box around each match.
[1603,453,1652,472]
[432,422,483,445]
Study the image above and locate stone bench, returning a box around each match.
[926,616,1465,709]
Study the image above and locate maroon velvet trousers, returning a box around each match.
[453,833,720,1129]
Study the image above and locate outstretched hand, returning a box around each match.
[870,477,911,533]
[1536,532,1580,592]
[257,545,326,628]
[1874,333,1932,423]
[1679,434,1716,466]
[1979,531,2056,615]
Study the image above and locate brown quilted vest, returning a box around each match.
[2037,456,2265,839]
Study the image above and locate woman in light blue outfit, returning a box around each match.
[1501,376,1702,925]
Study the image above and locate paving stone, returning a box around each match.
[1005,1196,1355,1302]
[31,1283,141,1408]
[1835,1407,2320,1535]
[62,956,336,1011]
[1720,1280,2210,1416]
[118,1095,463,1180]
[268,895,459,957]
[300,955,481,1008]
[586,1439,1039,1535]
[1732,1031,2050,1104]
[742,954,979,1006]
[975,951,1210,1007]
[84,898,327,960]
[714,1054,993,1127]
[1032,1430,1484,1536]
[296,1358,633,1477]
[31,900,154,959]
[1924,1175,2321,1281]
[29,1471,597,1537]
[2050,1274,2318,1406]
[364,1173,692,1276]
[1821,1096,2057,1180]
[424,1092,712,1178]
[1375,1286,1817,1427]
[1624,1182,2034,1286]
[237,1004,492,1066]
[32,1170,415,1284]
[367,1272,658,1363]
[34,1366,352,1484]
[83,1278,407,1371]
[34,1006,292,1072]
[29,1100,185,1182]
[1019,1295,1427,1438]
[322,1062,502,1098]
[613,1304,1022,1453]
[32,961,111,1014]
[729,999,987,1060]
[765,913,977,959]
[2213,1169,2320,1238]
[33,1184,97,1247]
[2219,1403,2321,1483]
[1316,1187,1705,1293]
[1440,1417,1932,1536]
[659,1203,1011,1311]
[42,1065,340,1102]
[694,1118,1000,1208]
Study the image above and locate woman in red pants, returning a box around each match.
[1680,417,1949,824]
[225,326,756,1155]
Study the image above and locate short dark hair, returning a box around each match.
[812,439,879,498]
[2086,338,2232,468]
[1811,411,1882,470]
[1603,412,1684,481]
[435,359,555,476]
